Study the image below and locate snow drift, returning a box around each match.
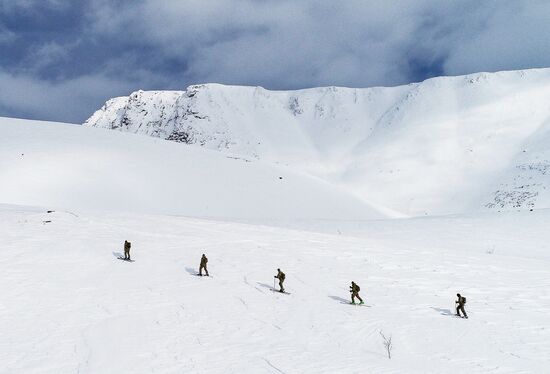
[0,117,382,220]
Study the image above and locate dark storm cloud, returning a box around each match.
[1,0,550,123]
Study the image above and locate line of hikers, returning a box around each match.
[121,241,468,316]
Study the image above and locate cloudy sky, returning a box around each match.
[1,0,550,123]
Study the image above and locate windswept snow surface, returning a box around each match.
[3,68,550,373]
[1,205,549,373]
[0,117,382,220]
[85,68,550,216]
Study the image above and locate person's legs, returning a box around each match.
[205,265,209,276]
[279,280,284,292]
[357,294,363,303]
[460,305,467,318]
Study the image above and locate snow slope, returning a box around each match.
[1,204,549,373]
[85,68,550,216]
[0,117,383,220]
[4,68,550,373]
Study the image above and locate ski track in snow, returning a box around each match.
[1,207,550,373]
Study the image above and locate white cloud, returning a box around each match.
[0,0,68,13]
[0,70,135,123]
[82,0,480,88]
[0,30,14,44]
[443,1,550,75]
[2,0,550,122]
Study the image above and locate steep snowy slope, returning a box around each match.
[2,205,549,373]
[0,117,383,220]
[85,68,550,215]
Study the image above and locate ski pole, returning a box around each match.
[273,276,276,291]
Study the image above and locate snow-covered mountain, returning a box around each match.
[85,68,550,216]
[3,70,550,374]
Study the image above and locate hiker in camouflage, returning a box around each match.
[199,254,209,276]
[274,269,285,293]
[124,240,131,260]
[455,293,468,318]
[350,281,364,304]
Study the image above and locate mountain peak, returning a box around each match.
[84,68,550,216]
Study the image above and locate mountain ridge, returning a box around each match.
[84,68,550,216]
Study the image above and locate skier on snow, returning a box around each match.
[350,281,364,305]
[199,254,209,276]
[455,293,468,318]
[124,240,131,261]
[274,268,285,293]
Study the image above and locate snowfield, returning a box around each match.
[1,205,549,373]
[0,117,382,220]
[2,68,550,373]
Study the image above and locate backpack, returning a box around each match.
[280,272,285,281]
[355,285,360,292]
[462,297,466,304]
